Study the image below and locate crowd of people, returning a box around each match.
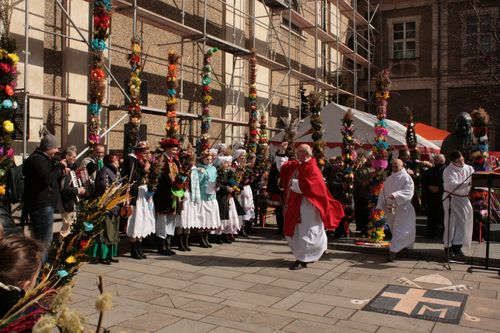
[0,125,491,278]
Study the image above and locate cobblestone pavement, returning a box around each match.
[72,230,500,333]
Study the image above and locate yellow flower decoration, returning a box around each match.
[8,53,19,66]
[3,120,14,133]
[65,256,76,264]
[0,184,6,196]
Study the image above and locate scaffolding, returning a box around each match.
[19,0,379,158]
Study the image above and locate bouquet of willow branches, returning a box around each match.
[0,180,129,332]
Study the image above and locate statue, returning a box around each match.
[441,112,473,163]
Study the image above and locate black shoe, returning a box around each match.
[452,245,465,257]
[136,243,147,259]
[214,235,223,244]
[131,242,142,260]
[238,228,248,238]
[89,258,99,265]
[100,259,111,265]
[183,234,191,251]
[178,234,187,252]
[157,237,170,256]
[165,236,176,255]
[289,260,307,270]
[204,233,212,248]
[387,252,397,262]
[110,258,120,263]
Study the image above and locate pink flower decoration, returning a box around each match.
[371,159,388,169]
[6,148,14,158]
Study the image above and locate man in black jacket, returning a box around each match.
[422,154,446,238]
[23,132,67,262]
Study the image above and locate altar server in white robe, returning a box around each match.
[442,150,474,257]
[377,158,416,261]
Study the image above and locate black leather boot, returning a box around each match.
[131,242,142,260]
[137,242,147,259]
[452,245,464,257]
[183,233,191,251]
[157,237,169,255]
[177,233,187,252]
[200,232,209,248]
[204,232,212,248]
[165,235,176,255]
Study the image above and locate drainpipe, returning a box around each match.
[436,1,442,129]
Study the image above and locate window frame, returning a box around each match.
[461,10,497,55]
[387,16,421,60]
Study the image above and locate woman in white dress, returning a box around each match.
[176,150,199,251]
[125,142,156,259]
[197,151,222,247]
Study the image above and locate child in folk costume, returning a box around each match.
[216,156,244,243]
[176,148,199,251]
[125,142,156,260]
[233,149,253,237]
[197,151,222,247]
[94,154,122,264]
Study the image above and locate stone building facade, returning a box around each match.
[370,0,499,150]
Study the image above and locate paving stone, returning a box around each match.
[258,268,318,283]
[155,318,216,333]
[246,283,296,298]
[183,283,227,296]
[300,278,331,293]
[178,300,226,316]
[112,260,170,274]
[209,327,252,333]
[150,294,194,308]
[214,289,281,306]
[432,322,497,333]
[192,275,255,291]
[282,319,337,333]
[139,273,194,290]
[270,278,307,290]
[119,311,180,331]
[465,296,500,318]
[326,306,356,319]
[197,267,244,279]
[349,310,435,333]
[106,268,145,280]
[156,287,226,304]
[333,319,379,332]
[460,315,500,332]
[234,273,278,284]
[209,306,294,331]
[289,301,333,316]
[202,315,275,333]
[303,293,364,310]
[271,291,309,310]
[86,305,149,328]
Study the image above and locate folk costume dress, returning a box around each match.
[177,164,201,229]
[376,168,416,253]
[198,162,221,230]
[125,152,155,240]
[280,157,344,263]
[216,163,243,235]
[442,163,474,248]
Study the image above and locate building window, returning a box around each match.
[393,21,416,59]
[464,14,493,53]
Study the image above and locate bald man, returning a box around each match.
[377,158,416,261]
[279,143,344,270]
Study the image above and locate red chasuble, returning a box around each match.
[280,157,344,237]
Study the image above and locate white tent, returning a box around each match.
[269,103,440,158]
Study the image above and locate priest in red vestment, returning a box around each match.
[279,143,344,270]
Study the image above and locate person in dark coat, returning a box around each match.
[267,152,287,235]
[154,138,182,255]
[58,146,86,241]
[23,132,67,263]
[93,154,121,264]
[0,235,44,318]
[422,154,446,238]
[354,155,372,236]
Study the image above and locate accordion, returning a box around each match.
[70,168,94,199]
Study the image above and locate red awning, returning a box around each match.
[414,123,450,141]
